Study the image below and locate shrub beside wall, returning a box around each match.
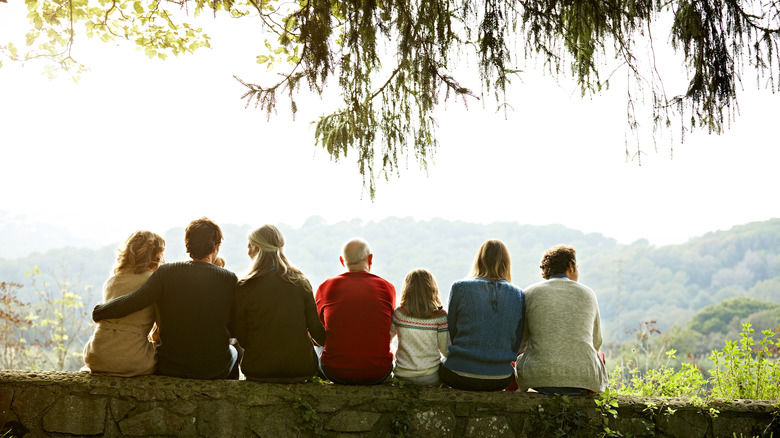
[0,370,777,437]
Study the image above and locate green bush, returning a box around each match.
[610,323,779,401]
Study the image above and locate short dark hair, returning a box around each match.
[540,245,576,279]
[185,217,223,259]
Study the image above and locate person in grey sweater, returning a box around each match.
[515,245,607,394]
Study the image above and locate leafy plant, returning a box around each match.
[710,323,780,400]
[611,322,779,403]
[525,394,595,437]
[292,395,326,436]
[389,400,414,438]
[610,349,707,398]
[594,388,623,437]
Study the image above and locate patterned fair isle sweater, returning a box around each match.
[390,307,450,377]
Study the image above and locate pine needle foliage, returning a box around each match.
[3,0,779,196]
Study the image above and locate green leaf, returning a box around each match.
[133,1,143,15]
[256,55,269,64]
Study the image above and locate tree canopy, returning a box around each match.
[2,0,779,196]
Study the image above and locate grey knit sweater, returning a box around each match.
[515,277,607,392]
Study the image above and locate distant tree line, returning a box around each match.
[1,217,778,371]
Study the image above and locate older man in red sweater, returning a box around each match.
[315,238,396,384]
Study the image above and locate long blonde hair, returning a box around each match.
[239,224,308,288]
[470,239,512,282]
[113,231,165,275]
[399,269,443,318]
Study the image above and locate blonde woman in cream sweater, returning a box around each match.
[82,231,165,376]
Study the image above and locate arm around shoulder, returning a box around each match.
[92,269,163,322]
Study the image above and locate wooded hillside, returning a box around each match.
[2,217,778,345]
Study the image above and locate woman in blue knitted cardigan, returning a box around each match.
[439,239,525,391]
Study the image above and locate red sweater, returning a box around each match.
[315,271,396,381]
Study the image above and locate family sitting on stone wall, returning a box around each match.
[86,217,607,394]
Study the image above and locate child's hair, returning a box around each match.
[214,256,226,268]
[399,269,443,318]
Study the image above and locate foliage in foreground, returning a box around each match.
[0,267,93,372]
[610,323,780,401]
[2,0,780,196]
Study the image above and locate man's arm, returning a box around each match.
[92,271,163,322]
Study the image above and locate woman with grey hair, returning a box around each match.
[232,224,326,382]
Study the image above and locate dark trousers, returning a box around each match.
[438,365,515,391]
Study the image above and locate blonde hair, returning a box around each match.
[470,239,512,282]
[399,269,443,318]
[239,224,308,288]
[113,231,165,275]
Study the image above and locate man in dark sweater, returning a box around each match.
[92,218,239,379]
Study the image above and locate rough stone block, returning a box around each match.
[326,410,382,432]
[245,392,282,407]
[465,416,514,438]
[11,386,56,428]
[109,398,135,421]
[711,415,769,438]
[42,394,107,435]
[656,409,710,438]
[455,402,472,417]
[0,386,13,428]
[609,416,656,437]
[169,400,197,416]
[249,405,299,438]
[411,407,455,438]
[118,407,188,436]
[197,399,248,436]
[314,397,345,413]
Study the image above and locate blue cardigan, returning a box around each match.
[443,278,524,376]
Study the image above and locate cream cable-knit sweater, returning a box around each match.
[83,272,157,376]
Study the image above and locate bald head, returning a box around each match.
[341,238,372,272]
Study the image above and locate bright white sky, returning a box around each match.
[1,3,778,248]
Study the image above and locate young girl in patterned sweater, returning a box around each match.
[391,269,450,385]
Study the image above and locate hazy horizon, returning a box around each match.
[2,210,776,260]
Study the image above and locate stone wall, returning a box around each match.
[0,370,776,437]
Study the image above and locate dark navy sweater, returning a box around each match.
[443,278,525,375]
